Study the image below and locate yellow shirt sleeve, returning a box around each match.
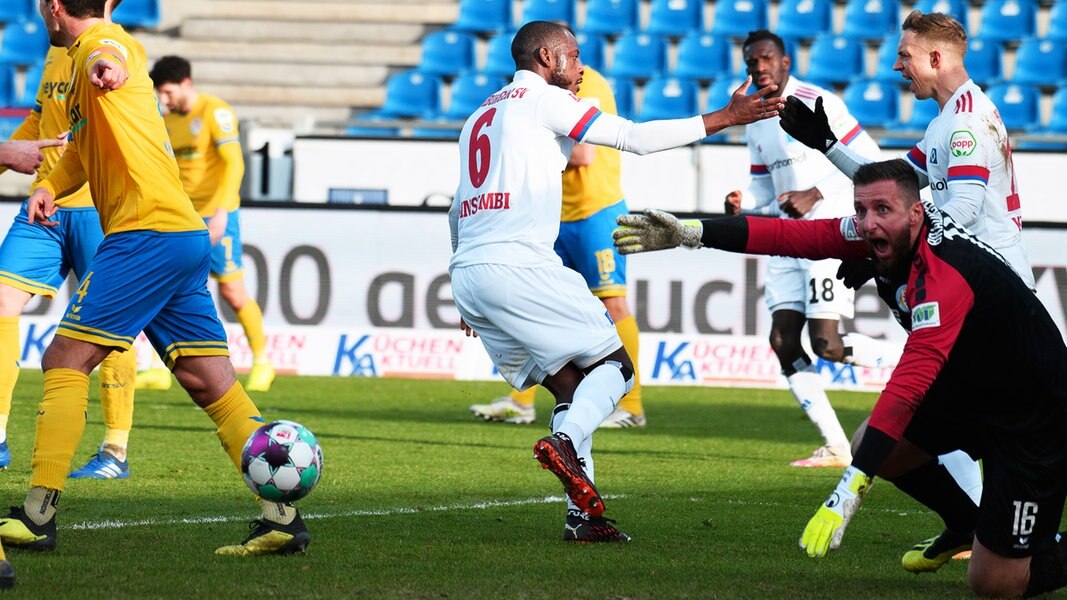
[37,137,87,200]
[207,103,243,212]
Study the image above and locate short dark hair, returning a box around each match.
[511,20,572,71]
[149,56,192,87]
[53,0,107,18]
[854,159,921,204]
[742,29,786,56]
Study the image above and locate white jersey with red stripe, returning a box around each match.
[744,77,881,219]
[904,80,1032,286]
[450,70,602,270]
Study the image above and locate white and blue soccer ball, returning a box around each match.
[241,420,323,503]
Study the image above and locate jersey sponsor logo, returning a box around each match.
[895,284,909,314]
[839,216,862,241]
[930,179,947,191]
[764,154,808,173]
[68,102,87,136]
[910,301,940,330]
[214,109,236,134]
[457,192,511,218]
[949,130,977,157]
[929,147,937,165]
[42,80,70,101]
[481,87,529,107]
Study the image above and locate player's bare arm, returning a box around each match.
[90,57,129,91]
[778,187,822,219]
[701,77,784,135]
[0,139,65,175]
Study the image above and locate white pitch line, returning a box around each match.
[65,494,628,532]
[65,492,928,531]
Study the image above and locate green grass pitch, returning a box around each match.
[0,373,987,598]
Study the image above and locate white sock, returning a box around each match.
[787,369,850,451]
[554,362,627,445]
[939,451,983,506]
[842,333,904,369]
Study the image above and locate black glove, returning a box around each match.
[779,96,838,153]
[836,258,875,290]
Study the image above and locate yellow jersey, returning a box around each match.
[560,67,624,222]
[6,47,92,208]
[164,93,244,216]
[37,22,204,235]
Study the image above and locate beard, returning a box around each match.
[873,222,917,277]
[548,54,571,90]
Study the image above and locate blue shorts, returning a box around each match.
[57,230,229,366]
[208,209,244,282]
[0,203,103,297]
[553,200,628,298]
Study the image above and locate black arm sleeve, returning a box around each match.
[698,216,750,252]
[851,425,897,477]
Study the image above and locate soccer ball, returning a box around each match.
[241,420,323,503]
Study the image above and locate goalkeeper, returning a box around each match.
[614,159,1067,598]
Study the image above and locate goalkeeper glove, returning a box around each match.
[613,209,703,254]
[800,465,873,558]
[779,96,838,153]
[836,258,876,290]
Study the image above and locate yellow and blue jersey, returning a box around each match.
[36,22,204,235]
[560,67,624,223]
[164,93,243,216]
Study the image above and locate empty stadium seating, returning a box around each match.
[964,37,1003,87]
[646,0,703,37]
[986,83,1041,130]
[582,0,640,35]
[378,69,441,119]
[418,30,477,77]
[605,75,635,118]
[841,0,898,41]
[1050,0,1067,41]
[672,32,731,82]
[775,0,832,41]
[1010,37,1066,87]
[111,0,160,28]
[913,0,968,24]
[608,32,667,80]
[483,33,516,78]
[576,31,606,72]
[873,34,902,82]
[804,34,863,86]
[520,0,576,27]
[453,0,512,33]
[637,76,699,120]
[709,0,767,38]
[977,0,1037,43]
[442,72,507,120]
[844,79,899,128]
[11,63,41,109]
[0,0,34,24]
[0,20,49,66]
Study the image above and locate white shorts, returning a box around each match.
[763,255,855,320]
[450,262,621,390]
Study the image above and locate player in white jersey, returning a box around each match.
[449,20,782,542]
[781,11,1033,290]
[779,11,1001,574]
[725,30,901,469]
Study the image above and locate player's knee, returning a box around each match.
[811,335,845,362]
[968,564,1027,598]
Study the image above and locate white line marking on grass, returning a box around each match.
[64,494,629,531]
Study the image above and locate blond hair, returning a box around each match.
[902,10,967,54]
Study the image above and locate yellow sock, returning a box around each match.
[236,301,268,363]
[0,539,5,561]
[99,349,136,449]
[29,369,89,491]
[615,315,643,415]
[0,316,20,437]
[203,381,263,470]
[509,386,537,407]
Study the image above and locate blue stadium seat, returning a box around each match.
[0,0,34,24]
[0,116,22,140]
[1016,85,1067,150]
[964,37,1002,87]
[881,98,938,148]
[0,66,12,107]
[111,0,160,28]
[1010,37,1066,87]
[582,0,639,36]
[873,34,901,82]
[379,70,442,119]
[576,31,606,72]
[418,30,477,77]
[483,33,515,78]
[985,83,1040,130]
[442,72,507,120]
[411,117,463,139]
[709,0,767,38]
[977,0,1037,43]
[453,0,511,34]
[841,0,898,41]
[913,0,968,25]
[605,75,635,118]
[672,32,731,82]
[901,97,939,130]
[637,77,699,121]
[607,32,667,80]
[346,111,400,138]
[805,34,863,86]
[1050,0,1067,41]
[12,63,41,108]
[646,0,703,38]
[0,20,49,66]
[519,0,575,27]
[775,0,832,41]
[843,79,898,128]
